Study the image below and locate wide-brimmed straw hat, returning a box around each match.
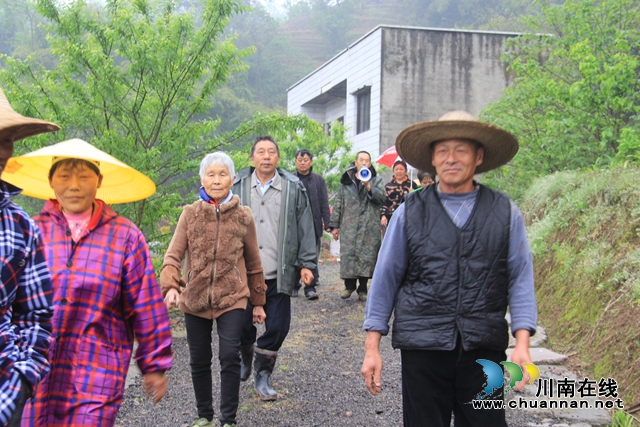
[395,110,518,176]
[3,138,155,204]
[0,88,61,141]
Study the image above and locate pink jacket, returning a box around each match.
[22,200,173,427]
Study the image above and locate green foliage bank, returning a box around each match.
[522,167,640,403]
[482,0,640,200]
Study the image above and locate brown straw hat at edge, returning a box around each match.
[0,88,60,142]
[395,111,518,176]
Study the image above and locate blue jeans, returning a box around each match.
[241,278,291,352]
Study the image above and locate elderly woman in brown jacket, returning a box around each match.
[161,151,267,427]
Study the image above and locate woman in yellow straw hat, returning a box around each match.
[0,87,58,427]
[4,139,173,427]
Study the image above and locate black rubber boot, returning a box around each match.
[254,352,278,401]
[240,344,253,382]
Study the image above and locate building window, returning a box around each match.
[325,117,345,135]
[356,88,371,134]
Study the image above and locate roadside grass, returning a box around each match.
[522,166,640,406]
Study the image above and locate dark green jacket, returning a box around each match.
[232,167,317,295]
[329,163,386,279]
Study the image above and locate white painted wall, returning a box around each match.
[288,27,383,158]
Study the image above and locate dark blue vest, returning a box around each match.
[392,184,511,352]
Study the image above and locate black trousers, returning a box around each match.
[344,277,369,293]
[241,278,291,352]
[184,309,244,425]
[400,341,507,427]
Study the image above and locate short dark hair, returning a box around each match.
[49,158,101,180]
[251,135,280,157]
[392,160,407,170]
[355,150,371,161]
[418,170,433,181]
[295,149,313,160]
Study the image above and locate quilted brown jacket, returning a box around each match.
[160,195,267,319]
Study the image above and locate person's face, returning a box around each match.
[49,162,102,214]
[431,139,483,192]
[251,140,280,176]
[201,163,234,201]
[393,164,407,181]
[295,154,312,175]
[421,176,434,187]
[0,137,15,179]
[355,152,371,172]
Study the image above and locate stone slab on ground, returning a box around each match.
[507,347,568,365]
[506,365,611,426]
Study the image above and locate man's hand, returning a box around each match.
[362,331,383,396]
[143,371,168,403]
[253,306,266,324]
[511,329,532,391]
[380,216,388,227]
[300,268,314,285]
[332,228,340,240]
[164,289,179,310]
[363,181,372,192]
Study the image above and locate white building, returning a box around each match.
[287,25,519,159]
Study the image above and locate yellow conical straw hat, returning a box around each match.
[0,87,61,141]
[3,138,156,204]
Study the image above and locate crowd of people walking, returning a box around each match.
[0,83,537,427]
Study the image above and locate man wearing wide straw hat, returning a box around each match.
[0,87,58,427]
[4,139,173,427]
[361,111,538,426]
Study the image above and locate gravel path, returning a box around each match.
[116,260,580,427]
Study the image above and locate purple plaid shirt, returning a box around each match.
[22,199,172,427]
[0,181,53,426]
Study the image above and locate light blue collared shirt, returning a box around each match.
[257,176,275,196]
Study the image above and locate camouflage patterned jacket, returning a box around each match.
[329,163,386,279]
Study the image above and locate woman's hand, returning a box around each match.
[253,306,266,324]
[380,216,388,227]
[164,288,179,310]
[143,371,168,403]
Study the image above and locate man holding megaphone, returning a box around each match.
[329,151,386,301]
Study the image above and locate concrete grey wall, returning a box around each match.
[379,27,516,154]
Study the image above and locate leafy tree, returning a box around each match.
[480,0,550,32]
[227,1,313,108]
[285,0,312,19]
[0,0,54,68]
[0,0,318,243]
[311,0,357,57]
[480,0,640,199]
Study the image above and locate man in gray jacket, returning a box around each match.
[233,135,317,401]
